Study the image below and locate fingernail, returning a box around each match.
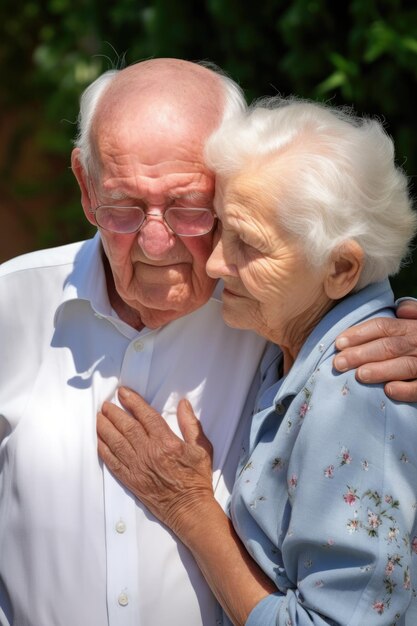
[334,356,348,372]
[335,336,350,349]
[118,386,130,398]
[358,367,371,382]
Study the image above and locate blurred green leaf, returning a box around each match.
[1,0,416,294]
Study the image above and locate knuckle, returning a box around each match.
[381,336,410,359]
[111,436,129,458]
[403,356,417,379]
[163,436,183,456]
[377,317,406,338]
[124,420,139,440]
[375,317,392,336]
[410,333,417,356]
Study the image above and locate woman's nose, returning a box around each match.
[206,237,238,278]
[137,215,177,260]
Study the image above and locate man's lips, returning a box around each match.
[134,259,187,269]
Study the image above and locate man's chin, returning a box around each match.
[133,289,215,328]
[138,302,201,329]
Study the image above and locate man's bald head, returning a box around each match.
[75,58,246,172]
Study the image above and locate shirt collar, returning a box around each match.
[54,234,112,325]
[274,279,395,403]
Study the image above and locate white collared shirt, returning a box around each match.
[0,236,266,626]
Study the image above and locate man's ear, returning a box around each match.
[71,148,96,226]
[324,240,364,300]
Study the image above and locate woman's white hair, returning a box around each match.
[73,62,247,173]
[205,96,417,289]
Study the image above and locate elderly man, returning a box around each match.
[0,58,416,626]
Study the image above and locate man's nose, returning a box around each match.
[206,238,238,278]
[137,215,177,260]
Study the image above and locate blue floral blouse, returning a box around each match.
[230,280,417,626]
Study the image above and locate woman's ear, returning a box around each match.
[324,240,364,300]
[71,148,96,226]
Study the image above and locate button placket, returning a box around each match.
[133,339,144,352]
[118,592,129,606]
[275,402,286,416]
[115,519,126,534]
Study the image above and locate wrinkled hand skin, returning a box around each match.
[334,300,417,402]
[97,388,215,537]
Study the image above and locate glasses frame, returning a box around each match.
[88,176,217,238]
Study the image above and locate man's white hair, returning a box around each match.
[205,96,417,289]
[73,62,247,172]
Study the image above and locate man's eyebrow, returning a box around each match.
[100,189,213,206]
[105,189,130,201]
[172,190,212,203]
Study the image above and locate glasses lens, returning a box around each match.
[95,206,145,233]
[165,208,215,236]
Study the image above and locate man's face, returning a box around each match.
[74,107,218,329]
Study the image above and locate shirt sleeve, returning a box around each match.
[276,363,417,624]
[246,593,284,626]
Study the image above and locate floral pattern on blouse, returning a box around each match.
[229,281,417,626]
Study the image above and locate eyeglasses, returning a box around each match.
[88,178,216,237]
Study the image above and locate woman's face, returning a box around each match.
[206,169,332,353]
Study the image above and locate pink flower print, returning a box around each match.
[387,527,399,542]
[343,487,358,506]
[385,559,396,576]
[339,446,352,466]
[314,580,324,588]
[299,402,309,418]
[385,495,393,504]
[361,459,369,471]
[347,518,360,533]
[324,465,334,479]
[288,474,298,489]
[341,383,349,396]
[411,537,417,554]
[404,568,411,590]
[373,601,385,615]
[367,510,381,535]
[326,538,335,546]
[368,511,380,528]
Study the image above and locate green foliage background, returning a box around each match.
[1,0,416,295]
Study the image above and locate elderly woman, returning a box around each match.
[98,98,417,625]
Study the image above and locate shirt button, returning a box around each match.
[118,592,129,606]
[115,520,126,534]
[133,339,144,352]
[275,402,285,415]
